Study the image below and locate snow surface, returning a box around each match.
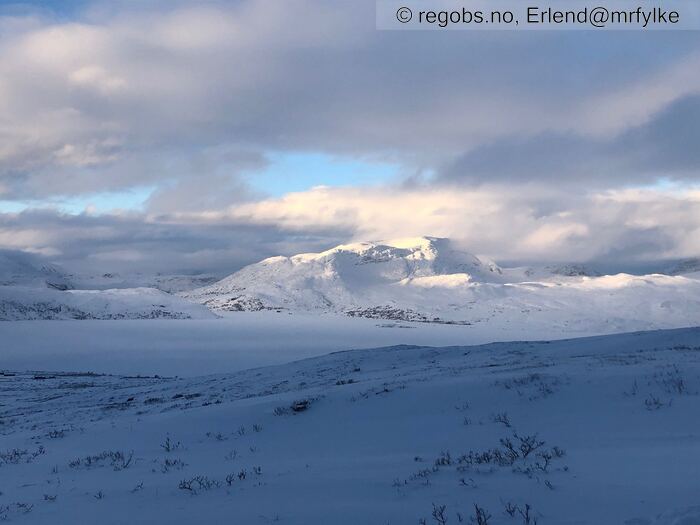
[0,311,593,376]
[4,308,699,377]
[1,327,700,524]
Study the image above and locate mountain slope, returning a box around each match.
[0,249,72,290]
[665,258,700,278]
[183,237,700,333]
[0,286,216,320]
[183,237,503,312]
[0,250,215,320]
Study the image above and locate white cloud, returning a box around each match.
[1,182,698,274]
[214,184,700,263]
[0,0,699,202]
[69,65,127,93]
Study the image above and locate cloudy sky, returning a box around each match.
[1,0,699,275]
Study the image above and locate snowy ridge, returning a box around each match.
[183,237,700,332]
[1,327,699,523]
[0,250,215,320]
[0,286,216,321]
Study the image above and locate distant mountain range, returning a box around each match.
[0,249,72,290]
[0,250,214,320]
[2,238,699,331]
[181,237,700,333]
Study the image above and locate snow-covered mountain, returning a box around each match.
[665,258,700,277]
[0,286,216,321]
[4,239,700,328]
[183,237,503,312]
[0,250,215,320]
[0,249,73,290]
[183,237,700,332]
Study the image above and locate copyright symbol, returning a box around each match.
[396,6,412,23]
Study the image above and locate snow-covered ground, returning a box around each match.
[5,310,700,377]
[2,238,699,523]
[1,327,699,524]
[0,312,580,376]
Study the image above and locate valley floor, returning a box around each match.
[3,312,697,376]
[1,327,700,524]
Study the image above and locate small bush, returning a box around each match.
[69,450,133,471]
[161,436,182,452]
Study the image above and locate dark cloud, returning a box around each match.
[440,93,700,187]
[0,209,350,275]
[617,93,700,174]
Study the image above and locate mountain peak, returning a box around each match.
[183,237,504,313]
[309,236,446,259]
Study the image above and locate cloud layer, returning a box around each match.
[3,184,698,275]
[2,1,700,197]
[0,0,699,272]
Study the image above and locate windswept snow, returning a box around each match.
[1,327,699,524]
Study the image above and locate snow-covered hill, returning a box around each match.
[0,250,215,320]
[0,249,72,290]
[68,273,220,293]
[183,237,700,332]
[0,286,216,320]
[2,327,699,524]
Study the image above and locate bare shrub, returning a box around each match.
[0,446,45,466]
[161,436,182,452]
[432,503,448,525]
[492,412,512,428]
[69,450,133,471]
[645,394,664,410]
[179,476,220,494]
[160,458,187,473]
[473,504,491,525]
